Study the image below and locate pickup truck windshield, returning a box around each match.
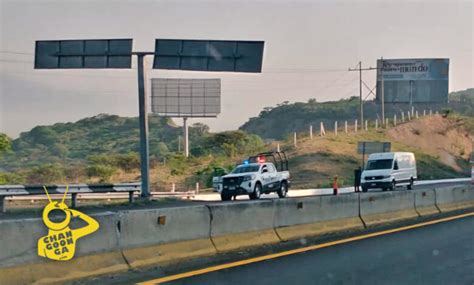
[365,159,393,170]
[231,165,260,174]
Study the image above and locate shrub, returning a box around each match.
[27,163,65,184]
[86,164,117,182]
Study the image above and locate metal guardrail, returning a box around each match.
[0,183,141,212]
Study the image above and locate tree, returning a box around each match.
[115,153,140,171]
[86,164,117,182]
[190,123,210,136]
[0,133,11,155]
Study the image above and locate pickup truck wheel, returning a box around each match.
[277,181,288,198]
[221,192,232,201]
[249,183,262,200]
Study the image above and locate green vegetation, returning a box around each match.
[448,88,474,116]
[0,115,264,186]
[0,133,11,154]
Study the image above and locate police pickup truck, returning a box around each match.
[219,152,291,201]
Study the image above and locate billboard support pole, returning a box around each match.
[359,61,363,128]
[137,54,150,198]
[183,117,189,157]
[381,57,385,124]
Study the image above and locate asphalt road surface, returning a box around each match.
[160,215,474,285]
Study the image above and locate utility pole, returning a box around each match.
[349,62,376,129]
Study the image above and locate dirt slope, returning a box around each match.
[387,115,473,171]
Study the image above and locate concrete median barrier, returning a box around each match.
[209,200,280,252]
[359,191,419,226]
[414,189,440,216]
[119,205,215,268]
[0,212,127,285]
[273,195,364,241]
[435,185,474,212]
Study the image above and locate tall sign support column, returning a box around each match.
[381,57,385,124]
[183,117,189,157]
[136,53,150,198]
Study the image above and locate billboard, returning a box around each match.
[153,39,264,73]
[357,142,391,155]
[151,78,221,117]
[34,39,133,69]
[376,58,449,104]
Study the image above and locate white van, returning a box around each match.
[361,152,417,192]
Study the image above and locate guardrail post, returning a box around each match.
[364,120,368,131]
[171,183,175,193]
[345,121,348,133]
[375,119,378,130]
[0,196,5,213]
[128,191,134,203]
[309,125,313,139]
[71,193,77,208]
[354,119,358,133]
[196,182,200,194]
[334,121,338,135]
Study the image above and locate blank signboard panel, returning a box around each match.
[153,39,264,73]
[151,78,221,117]
[34,39,133,69]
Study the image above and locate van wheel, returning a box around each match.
[221,192,232,201]
[277,181,288,198]
[390,180,396,191]
[249,183,262,200]
[407,178,414,190]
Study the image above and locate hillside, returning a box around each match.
[2,114,471,190]
[240,88,474,139]
[1,114,181,169]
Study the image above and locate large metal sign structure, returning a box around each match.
[35,38,265,198]
[151,78,221,157]
[376,58,449,104]
[153,39,264,72]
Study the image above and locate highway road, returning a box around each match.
[191,178,471,201]
[107,214,474,285]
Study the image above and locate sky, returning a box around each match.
[0,0,473,138]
